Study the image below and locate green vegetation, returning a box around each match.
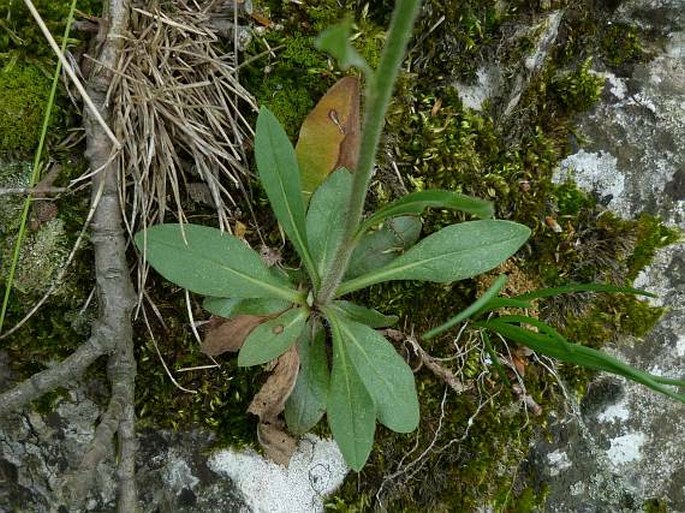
[0,64,51,156]
[0,0,677,510]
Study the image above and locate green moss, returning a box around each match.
[0,64,51,156]
[550,58,605,112]
[0,0,102,61]
[601,23,645,69]
[643,498,669,513]
[133,280,260,448]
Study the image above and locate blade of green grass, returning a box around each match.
[0,0,78,335]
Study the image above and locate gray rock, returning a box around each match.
[537,1,685,511]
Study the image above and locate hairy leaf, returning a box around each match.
[327,315,376,471]
[306,168,353,277]
[203,297,292,317]
[316,19,372,77]
[285,324,330,435]
[332,300,398,328]
[238,308,308,367]
[358,190,494,233]
[337,220,531,295]
[346,216,422,279]
[327,308,419,432]
[296,79,360,197]
[135,224,300,301]
[255,107,317,282]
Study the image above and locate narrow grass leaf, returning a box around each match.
[337,220,530,296]
[359,190,494,233]
[332,300,398,328]
[238,308,308,367]
[423,274,508,340]
[136,224,301,301]
[255,107,318,283]
[285,323,330,434]
[327,307,419,432]
[306,168,353,277]
[514,283,656,300]
[480,319,685,403]
[327,316,376,471]
[346,216,422,280]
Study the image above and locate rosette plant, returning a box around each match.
[134,0,685,470]
[135,0,531,469]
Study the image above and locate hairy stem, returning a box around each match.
[316,0,422,304]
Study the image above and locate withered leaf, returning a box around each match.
[248,344,300,419]
[200,314,266,356]
[248,344,301,466]
[257,418,298,466]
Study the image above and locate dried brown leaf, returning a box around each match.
[257,418,298,466]
[200,315,265,356]
[247,344,300,419]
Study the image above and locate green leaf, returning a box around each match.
[316,18,372,77]
[358,190,494,234]
[513,282,657,300]
[332,300,398,328]
[238,308,308,366]
[306,168,353,277]
[255,107,318,284]
[422,274,508,340]
[337,220,531,296]
[479,319,685,403]
[326,307,419,433]
[327,314,376,471]
[285,323,330,434]
[203,297,292,317]
[346,216,422,280]
[136,224,301,302]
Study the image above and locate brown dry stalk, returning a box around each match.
[111,0,257,235]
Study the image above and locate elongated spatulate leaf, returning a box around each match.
[255,107,317,282]
[238,307,308,367]
[327,315,376,471]
[285,324,330,435]
[337,220,531,295]
[346,216,422,280]
[327,308,419,432]
[135,224,301,302]
[359,190,494,233]
[306,168,353,277]
[296,78,360,197]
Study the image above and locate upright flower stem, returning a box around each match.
[316,0,422,304]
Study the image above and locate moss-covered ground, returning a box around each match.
[0,0,678,511]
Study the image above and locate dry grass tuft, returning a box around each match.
[110,0,257,234]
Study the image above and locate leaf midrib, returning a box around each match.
[153,237,298,301]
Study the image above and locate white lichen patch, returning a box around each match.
[208,434,348,513]
[554,150,630,216]
[597,398,631,424]
[455,66,502,111]
[163,454,200,493]
[546,449,572,476]
[605,432,646,465]
[591,71,627,100]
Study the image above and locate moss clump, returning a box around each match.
[134,279,262,448]
[550,58,605,113]
[0,0,102,61]
[600,23,645,69]
[0,64,51,156]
